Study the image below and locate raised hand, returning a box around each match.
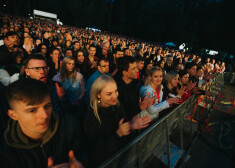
[24,38,33,54]
[139,93,155,110]
[55,83,65,99]
[3,38,14,50]
[177,86,186,98]
[187,82,197,91]
[131,114,152,130]
[116,118,131,137]
[48,150,83,168]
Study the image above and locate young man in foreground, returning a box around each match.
[0,78,86,168]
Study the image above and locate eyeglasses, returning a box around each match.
[26,66,49,72]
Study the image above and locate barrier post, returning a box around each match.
[190,97,193,143]
[196,95,199,128]
[179,109,183,150]
[165,119,171,168]
[137,140,144,168]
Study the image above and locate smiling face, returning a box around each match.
[8,96,52,140]
[150,70,163,87]
[98,82,118,107]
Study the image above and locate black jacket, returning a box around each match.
[83,105,129,167]
[116,77,141,121]
[0,112,87,168]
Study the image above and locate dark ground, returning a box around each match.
[146,84,235,168]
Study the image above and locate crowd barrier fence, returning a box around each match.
[98,73,226,168]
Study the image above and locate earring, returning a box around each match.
[97,98,101,104]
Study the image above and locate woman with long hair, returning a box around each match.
[139,67,180,120]
[178,70,196,102]
[52,56,85,106]
[163,71,186,100]
[75,50,90,80]
[83,75,151,167]
[83,75,131,167]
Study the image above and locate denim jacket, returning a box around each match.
[139,84,170,120]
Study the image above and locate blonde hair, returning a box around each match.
[89,75,117,124]
[144,66,163,86]
[60,56,76,82]
[165,71,179,84]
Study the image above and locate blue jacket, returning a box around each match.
[139,84,170,120]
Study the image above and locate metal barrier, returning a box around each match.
[98,74,224,168]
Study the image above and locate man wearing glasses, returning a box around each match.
[84,58,110,103]
[24,53,72,114]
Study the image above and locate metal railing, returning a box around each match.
[98,73,225,168]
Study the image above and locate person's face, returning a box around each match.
[52,41,58,47]
[89,47,96,56]
[75,51,84,63]
[103,43,109,50]
[170,76,179,87]
[150,70,163,86]
[160,61,165,69]
[146,63,153,71]
[24,27,29,33]
[115,51,123,59]
[50,50,60,63]
[66,50,73,57]
[102,49,108,56]
[179,59,182,64]
[8,96,52,140]
[66,41,71,47]
[188,66,197,76]
[74,42,80,50]
[163,58,166,62]
[169,58,173,64]
[66,60,75,72]
[98,60,109,74]
[181,74,189,85]
[125,49,130,56]
[41,45,47,54]
[98,82,118,107]
[124,62,138,79]
[25,59,48,83]
[36,39,41,46]
[196,69,203,78]
[136,61,144,71]
[6,35,19,46]
[14,26,19,32]
[157,50,161,55]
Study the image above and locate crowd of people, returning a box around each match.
[0,14,227,168]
